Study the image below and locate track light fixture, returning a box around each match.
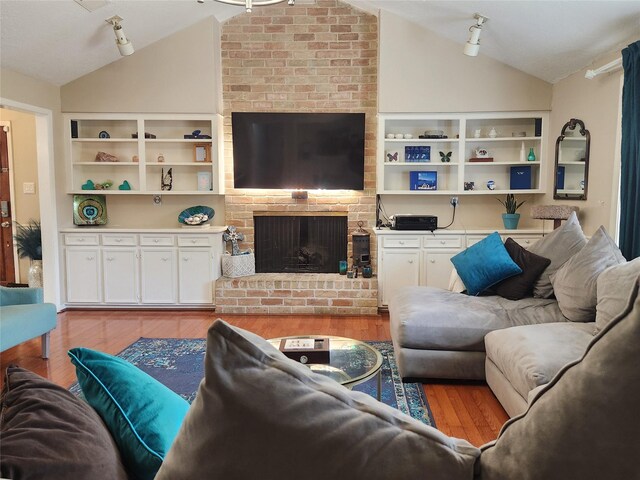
[198,0,294,14]
[463,13,488,57]
[106,15,134,56]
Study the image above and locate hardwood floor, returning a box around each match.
[0,309,508,447]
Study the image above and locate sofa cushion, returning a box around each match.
[479,279,640,480]
[156,320,480,480]
[451,232,522,296]
[484,322,594,400]
[68,348,190,480]
[551,226,625,322]
[389,287,566,352]
[493,238,551,300]
[0,366,128,480]
[595,258,640,333]
[528,211,587,298]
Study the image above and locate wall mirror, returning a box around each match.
[554,118,590,200]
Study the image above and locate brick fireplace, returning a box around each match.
[216,0,379,315]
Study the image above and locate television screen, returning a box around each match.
[232,112,365,190]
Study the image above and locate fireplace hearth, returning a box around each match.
[254,213,347,274]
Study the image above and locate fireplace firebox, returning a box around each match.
[254,213,347,273]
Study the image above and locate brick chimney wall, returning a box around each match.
[221,0,378,268]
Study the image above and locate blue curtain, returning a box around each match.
[619,40,640,260]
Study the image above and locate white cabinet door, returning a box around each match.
[65,247,101,303]
[178,248,213,304]
[424,251,459,290]
[140,248,176,304]
[381,249,420,306]
[103,248,138,304]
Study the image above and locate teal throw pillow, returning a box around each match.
[68,347,190,480]
[451,232,522,295]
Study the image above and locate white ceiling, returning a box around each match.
[0,0,639,87]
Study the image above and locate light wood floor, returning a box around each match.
[0,310,508,447]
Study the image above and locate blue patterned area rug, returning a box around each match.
[71,338,435,427]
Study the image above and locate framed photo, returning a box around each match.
[410,171,437,191]
[193,143,211,163]
[197,171,213,191]
[73,194,108,226]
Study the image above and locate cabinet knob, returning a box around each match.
[399,240,405,245]
[191,239,197,244]
[115,238,122,243]
[430,259,435,263]
[182,257,189,261]
[154,239,159,243]
[161,257,169,261]
[525,240,530,244]
[106,257,114,261]
[408,260,414,264]
[86,256,94,261]
[440,240,445,245]
[79,238,85,242]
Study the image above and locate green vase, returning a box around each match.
[527,147,536,162]
[502,213,520,230]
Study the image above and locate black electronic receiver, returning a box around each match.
[391,214,438,231]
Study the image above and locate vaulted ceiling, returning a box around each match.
[1,0,639,87]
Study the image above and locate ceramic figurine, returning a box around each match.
[161,168,173,191]
[487,180,496,190]
[223,226,245,256]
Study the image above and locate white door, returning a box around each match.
[140,248,176,304]
[103,248,138,304]
[381,249,420,306]
[178,248,213,304]
[424,251,459,290]
[65,247,101,303]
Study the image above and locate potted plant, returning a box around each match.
[497,194,525,229]
[14,221,43,287]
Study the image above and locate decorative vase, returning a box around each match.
[527,147,536,162]
[28,260,43,288]
[502,213,520,230]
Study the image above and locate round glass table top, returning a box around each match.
[267,335,383,388]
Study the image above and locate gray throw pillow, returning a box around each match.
[550,226,625,322]
[479,279,640,479]
[595,257,640,333]
[528,211,587,298]
[156,320,480,480]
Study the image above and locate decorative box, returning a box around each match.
[221,252,255,278]
[410,171,437,190]
[279,338,330,364]
[510,165,532,190]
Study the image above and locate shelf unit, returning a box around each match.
[377,112,549,195]
[64,113,224,195]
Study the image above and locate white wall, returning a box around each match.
[378,11,552,113]
[542,35,639,236]
[61,18,221,114]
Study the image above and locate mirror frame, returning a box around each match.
[554,118,590,200]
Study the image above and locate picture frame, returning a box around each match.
[197,171,213,191]
[193,143,211,163]
[410,171,437,191]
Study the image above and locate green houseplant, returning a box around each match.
[497,194,525,229]
[14,221,43,287]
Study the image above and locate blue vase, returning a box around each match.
[502,213,520,230]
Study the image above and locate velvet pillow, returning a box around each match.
[493,238,551,300]
[0,365,129,480]
[68,348,190,480]
[528,211,587,298]
[550,226,626,322]
[156,320,481,480]
[450,232,522,296]
[479,279,640,480]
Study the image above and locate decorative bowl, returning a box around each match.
[178,206,215,225]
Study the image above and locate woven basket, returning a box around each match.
[222,252,255,278]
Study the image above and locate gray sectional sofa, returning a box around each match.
[390,215,640,417]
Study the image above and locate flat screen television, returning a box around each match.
[232,112,365,190]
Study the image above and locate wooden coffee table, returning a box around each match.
[267,335,383,400]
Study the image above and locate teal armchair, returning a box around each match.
[0,286,57,358]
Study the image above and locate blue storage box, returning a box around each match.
[410,171,437,190]
[556,166,565,189]
[510,166,532,190]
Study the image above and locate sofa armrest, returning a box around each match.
[0,286,44,306]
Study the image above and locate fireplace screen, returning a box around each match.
[254,215,347,273]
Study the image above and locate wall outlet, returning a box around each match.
[152,195,162,206]
[450,196,459,207]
